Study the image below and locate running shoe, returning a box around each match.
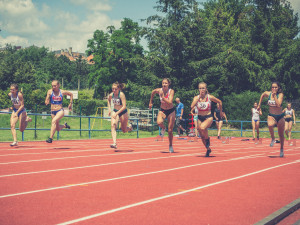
[169,146,174,153]
[110,144,117,149]
[65,123,71,129]
[205,148,211,157]
[26,117,32,122]
[46,138,53,143]
[10,141,18,146]
[128,123,133,132]
[205,137,210,149]
[280,149,284,157]
[160,128,166,137]
[270,139,275,147]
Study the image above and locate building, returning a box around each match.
[54,47,94,64]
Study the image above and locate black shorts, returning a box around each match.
[160,107,175,118]
[198,114,213,122]
[285,117,292,122]
[114,108,128,117]
[268,113,285,123]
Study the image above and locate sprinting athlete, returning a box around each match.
[283,102,296,142]
[8,84,32,146]
[107,82,133,149]
[257,81,285,157]
[214,103,228,139]
[45,80,73,143]
[191,82,223,157]
[149,78,175,153]
[191,106,199,137]
[251,102,262,141]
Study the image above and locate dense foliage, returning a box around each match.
[0,0,299,120]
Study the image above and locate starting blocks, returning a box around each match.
[155,135,164,141]
[222,136,230,144]
[288,139,297,146]
[255,138,263,145]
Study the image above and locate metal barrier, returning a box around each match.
[0,111,139,141]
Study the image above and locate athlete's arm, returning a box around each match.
[107,93,113,116]
[210,95,223,116]
[149,88,160,109]
[191,96,199,109]
[15,92,25,115]
[45,90,51,105]
[257,91,269,111]
[62,90,73,110]
[160,89,174,105]
[273,93,283,107]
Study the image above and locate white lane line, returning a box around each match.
[57,159,300,225]
[0,145,266,165]
[0,153,198,178]
[0,154,264,199]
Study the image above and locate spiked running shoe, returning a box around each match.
[169,146,174,153]
[65,123,71,129]
[280,149,284,157]
[110,144,117,149]
[10,141,18,146]
[160,128,166,137]
[128,123,133,132]
[270,139,275,147]
[205,148,211,157]
[46,138,53,143]
[205,137,210,149]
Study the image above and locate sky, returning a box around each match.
[0,0,299,53]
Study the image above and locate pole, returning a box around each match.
[80,105,82,137]
[151,107,154,135]
[241,121,243,137]
[34,104,37,139]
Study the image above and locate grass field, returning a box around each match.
[0,113,299,142]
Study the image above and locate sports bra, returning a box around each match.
[50,90,63,105]
[160,88,171,104]
[196,94,211,111]
[267,93,279,107]
[112,92,123,106]
[11,92,21,107]
[285,108,293,116]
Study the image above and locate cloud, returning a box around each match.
[69,0,112,11]
[289,0,300,16]
[0,0,121,53]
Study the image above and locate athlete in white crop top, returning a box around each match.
[251,102,262,141]
[107,81,133,149]
[8,84,32,146]
[282,102,296,142]
[191,82,223,157]
[149,78,175,153]
[258,81,284,156]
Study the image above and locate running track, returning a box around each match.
[0,137,299,225]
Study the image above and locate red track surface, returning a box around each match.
[0,137,299,225]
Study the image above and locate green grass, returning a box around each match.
[0,113,299,142]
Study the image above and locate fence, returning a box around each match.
[0,111,139,141]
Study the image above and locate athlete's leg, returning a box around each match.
[111,111,119,146]
[157,111,166,129]
[256,121,260,139]
[50,110,65,139]
[277,118,285,156]
[199,117,213,148]
[268,116,276,146]
[119,112,132,133]
[284,121,289,139]
[218,120,223,137]
[167,111,175,146]
[288,121,293,140]
[10,112,19,143]
[252,120,256,139]
[19,111,28,132]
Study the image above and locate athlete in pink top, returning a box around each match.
[191,82,223,157]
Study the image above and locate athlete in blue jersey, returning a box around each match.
[258,81,285,157]
[8,84,32,146]
[45,80,73,143]
[107,81,133,149]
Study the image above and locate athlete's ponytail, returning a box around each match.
[113,81,126,90]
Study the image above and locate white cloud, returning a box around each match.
[69,0,112,11]
[289,0,300,16]
[0,35,29,47]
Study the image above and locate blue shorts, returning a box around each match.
[114,108,128,117]
[51,108,64,116]
[13,108,26,117]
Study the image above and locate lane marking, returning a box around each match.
[0,153,199,178]
[0,154,265,198]
[57,159,300,225]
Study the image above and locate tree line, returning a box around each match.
[0,0,299,123]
